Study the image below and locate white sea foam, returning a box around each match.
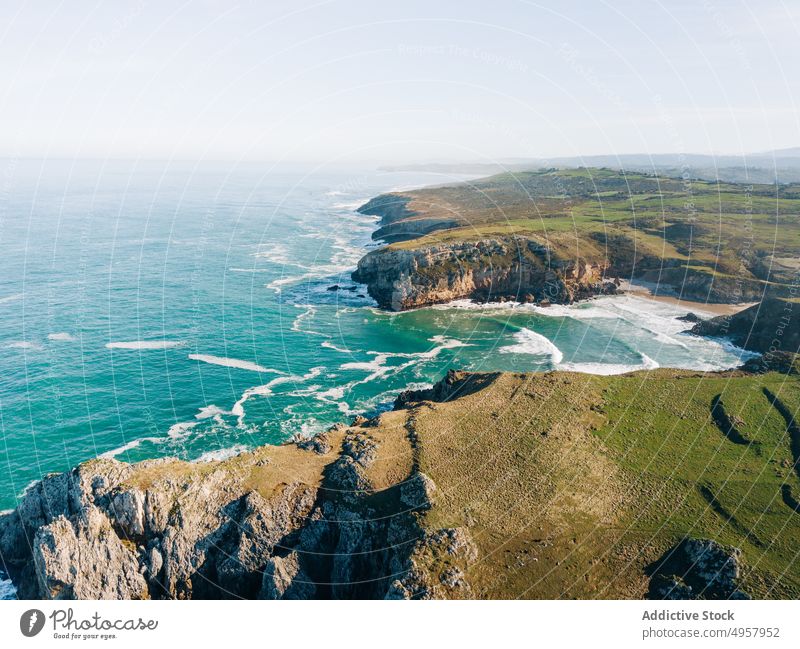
[19,479,40,498]
[252,243,304,267]
[195,404,230,420]
[47,332,75,342]
[316,386,346,401]
[0,575,16,600]
[100,436,163,459]
[188,354,280,373]
[106,340,184,350]
[5,341,41,350]
[500,328,563,364]
[231,366,326,425]
[339,336,469,387]
[321,340,354,354]
[291,304,329,338]
[194,445,248,463]
[558,353,659,375]
[0,293,22,305]
[167,421,198,439]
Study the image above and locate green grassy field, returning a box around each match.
[405,368,800,598]
[362,168,800,301]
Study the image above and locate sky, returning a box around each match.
[0,0,798,164]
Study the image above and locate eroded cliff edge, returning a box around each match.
[3,365,800,600]
[352,169,798,310]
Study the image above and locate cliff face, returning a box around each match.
[3,366,800,599]
[357,193,461,243]
[352,236,617,311]
[689,297,800,354]
[352,169,800,309]
[0,409,474,601]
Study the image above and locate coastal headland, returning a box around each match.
[2,168,800,600]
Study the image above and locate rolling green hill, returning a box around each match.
[356,168,800,307]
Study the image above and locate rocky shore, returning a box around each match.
[689,296,800,355]
[0,387,474,600]
[3,362,799,600]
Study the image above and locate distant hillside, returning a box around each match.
[354,167,800,309]
[382,150,800,184]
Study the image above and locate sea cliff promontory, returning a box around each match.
[353,168,800,310]
[3,364,800,600]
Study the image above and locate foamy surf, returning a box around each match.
[0,293,22,305]
[194,445,248,463]
[0,574,16,600]
[500,328,564,364]
[4,341,41,350]
[47,332,75,342]
[231,367,326,425]
[558,353,659,375]
[106,340,184,350]
[188,354,280,373]
[100,436,164,459]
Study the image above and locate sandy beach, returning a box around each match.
[618,280,756,317]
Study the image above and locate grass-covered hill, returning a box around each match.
[357,168,800,305]
[4,365,800,599]
[403,368,800,599]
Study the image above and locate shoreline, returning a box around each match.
[618,280,756,317]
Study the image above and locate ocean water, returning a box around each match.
[0,159,756,525]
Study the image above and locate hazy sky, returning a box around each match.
[1,0,798,163]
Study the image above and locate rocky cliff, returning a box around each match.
[352,169,800,309]
[3,365,799,600]
[0,402,474,601]
[689,296,800,354]
[352,236,618,310]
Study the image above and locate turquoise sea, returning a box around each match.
[0,159,755,521]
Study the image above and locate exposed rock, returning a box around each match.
[295,430,333,455]
[395,369,500,408]
[647,538,749,600]
[0,453,320,600]
[33,507,148,600]
[400,472,436,511]
[352,237,615,311]
[740,351,800,375]
[259,552,315,599]
[676,312,703,323]
[689,297,800,354]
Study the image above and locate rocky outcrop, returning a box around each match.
[689,297,800,354]
[5,367,799,600]
[740,351,800,375]
[0,411,471,600]
[647,539,750,600]
[395,369,500,408]
[0,453,320,600]
[352,236,617,311]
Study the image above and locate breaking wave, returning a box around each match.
[106,340,184,350]
[558,353,659,375]
[500,328,563,364]
[187,354,280,373]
